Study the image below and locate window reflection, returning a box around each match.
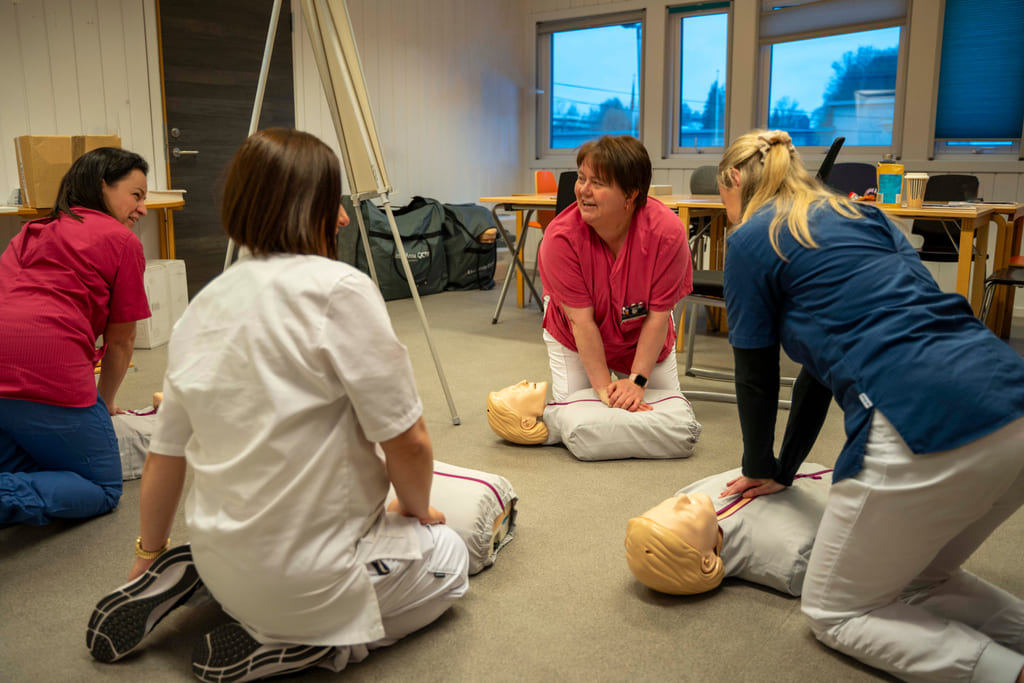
[768,27,900,146]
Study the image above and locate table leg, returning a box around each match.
[990,214,1010,335]
[490,206,543,325]
[516,211,525,308]
[956,216,988,315]
[165,209,176,259]
[157,209,168,259]
[676,206,691,353]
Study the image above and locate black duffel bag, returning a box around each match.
[339,196,448,301]
[442,203,497,291]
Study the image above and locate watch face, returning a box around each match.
[633,374,647,387]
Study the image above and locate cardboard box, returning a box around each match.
[135,259,188,348]
[14,135,72,208]
[72,134,121,161]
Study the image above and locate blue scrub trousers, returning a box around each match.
[0,394,122,525]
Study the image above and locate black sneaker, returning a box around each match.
[191,622,333,682]
[87,544,203,662]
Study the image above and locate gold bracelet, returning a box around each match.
[135,536,170,560]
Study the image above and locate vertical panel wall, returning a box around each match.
[0,0,167,197]
[0,0,165,255]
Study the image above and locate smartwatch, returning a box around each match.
[630,373,648,388]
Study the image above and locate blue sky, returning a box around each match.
[551,20,900,120]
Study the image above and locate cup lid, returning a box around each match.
[904,172,929,179]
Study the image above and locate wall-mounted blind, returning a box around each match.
[935,0,1024,140]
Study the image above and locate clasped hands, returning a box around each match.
[599,377,652,412]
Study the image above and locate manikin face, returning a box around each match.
[575,158,636,232]
[102,169,148,228]
[718,167,742,224]
[641,492,720,557]
[495,380,547,418]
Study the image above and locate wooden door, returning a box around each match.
[158,0,294,298]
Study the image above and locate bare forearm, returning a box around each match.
[570,319,612,392]
[382,417,434,521]
[138,453,186,549]
[97,341,133,410]
[630,311,670,377]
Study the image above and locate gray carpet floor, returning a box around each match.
[3,270,1023,682]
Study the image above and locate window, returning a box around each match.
[934,0,1024,157]
[668,3,730,154]
[759,0,907,152]
[537,11,644,155]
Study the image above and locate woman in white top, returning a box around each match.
[86,128,468,682]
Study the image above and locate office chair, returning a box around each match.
[815,136,845,184]
[555,170,577,214]
[911,175,980,262]
[522,170,558,306]
[826,162,876,196]
[528,170,558,232]
[979,263,1024,327]
[688,165,719,271]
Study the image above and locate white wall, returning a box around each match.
[292,0,529,206]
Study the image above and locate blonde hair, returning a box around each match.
[718,129,862,258]
[624,515,724,595]
[486,391,548,445]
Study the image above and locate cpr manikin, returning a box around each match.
[486,381,549,445]
[625,465,833,596]
[625,493,725,595]
[486,380,701,461]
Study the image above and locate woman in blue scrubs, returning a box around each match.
[717,129,1024,683]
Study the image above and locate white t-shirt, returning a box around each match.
[150,253,424,646]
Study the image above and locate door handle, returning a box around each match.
[172,147,199,158]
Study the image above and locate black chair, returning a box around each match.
[815,136,845,184]
[912,175,980,262]
[555,170,577,214]
[827,162,876,196]
[688,166,719,270]
[979,265,1024,326]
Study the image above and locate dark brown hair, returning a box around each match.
[222,128,341,259]
[50,147,148,221]
[576,135,651,209]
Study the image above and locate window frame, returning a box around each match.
[536,10,646,159]
[756,0,909,157]
[665,2,732,158]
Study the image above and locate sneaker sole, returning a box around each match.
[192,623,332,683]
[86,544,202,662]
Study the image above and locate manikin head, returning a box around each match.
[486,380,549,445]
[624,492,724,595]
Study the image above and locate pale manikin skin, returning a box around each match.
[493,380,548,428]
[640,492,721,562]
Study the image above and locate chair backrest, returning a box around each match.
[534,170,558,230]
[912,174,980,261]
[689,165,719,195]
[827,162,876,196]
[815,137,845,183]
[555,170,577,215]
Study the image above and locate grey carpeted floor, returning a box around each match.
[3,268,1023,682]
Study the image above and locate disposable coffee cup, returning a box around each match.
[904,173,929,208]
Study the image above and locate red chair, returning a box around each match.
[529,170,558,232]
[523,170,558,305]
